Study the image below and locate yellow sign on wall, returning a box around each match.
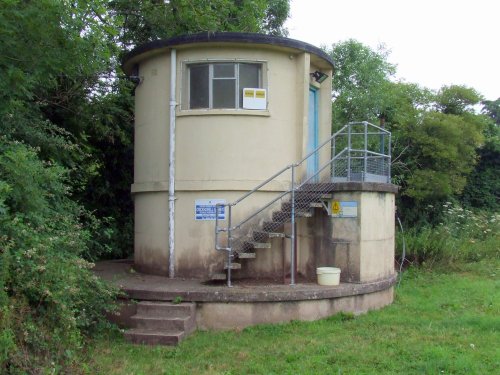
[242,88,267,110]
[330,200,358,218]
[331,200,341,215]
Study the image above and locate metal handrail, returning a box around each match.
[230,148,348,232]
[215,121,391,287]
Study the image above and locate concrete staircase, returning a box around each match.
[214,185,333,279]
[124,301,196,345]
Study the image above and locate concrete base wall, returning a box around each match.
[109,287,394,331]
[134,183,397,282]
[196,287,393,330]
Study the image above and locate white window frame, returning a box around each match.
[182,60,267,111]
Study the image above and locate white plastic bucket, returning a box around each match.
[316,267,341,286]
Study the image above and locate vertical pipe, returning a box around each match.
[227,205,233,287]
[168,49,177,279]
[290,166,296,286]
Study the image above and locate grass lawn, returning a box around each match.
[87,261,499,374]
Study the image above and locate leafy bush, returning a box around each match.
[0,140,117,373]
[397,202,499,266]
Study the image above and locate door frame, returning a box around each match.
[307,86,319,181]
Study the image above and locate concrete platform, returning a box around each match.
[96,260,397,330]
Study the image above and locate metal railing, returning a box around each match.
[215,121,391,287]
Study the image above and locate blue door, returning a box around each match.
[307,88,319,181]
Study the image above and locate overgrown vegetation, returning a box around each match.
[397,202,499,266]
[0,140,118,372]
[0,0,290,372]
[0,0,498,372]
[88,260,499,374]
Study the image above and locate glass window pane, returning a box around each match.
[213,79,236,108]
[190,64,209,108]
[214,63,235,78]
[239,64,261,107]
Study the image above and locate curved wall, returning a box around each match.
[131,41,333,277]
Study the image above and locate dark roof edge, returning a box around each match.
[122,32,334,72]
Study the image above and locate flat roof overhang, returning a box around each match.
[122,32,334,74]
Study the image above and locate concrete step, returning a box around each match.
[237,252,256,259]
[245,241,271,249]
[210,273,226,280]
[298,183,335,194]
[224,262,241,270]
[124,328,185,346]
[253,230,285,241]
[281,201,312,211]
[272,210,312,222]
[136,301,195,318]
[309,202,323,208]
[131,315,193,331]
[262,221,284,232]
[295,191,332,200]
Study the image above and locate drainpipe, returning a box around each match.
[168,49,177,278]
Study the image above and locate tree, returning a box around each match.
[0,1,121,371]
[328,40,396,128]
[111,0,290,50]
[326,40,490,223]
[461,99,500,210]
[1,1,292,370]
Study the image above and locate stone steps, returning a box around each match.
[124,301,196,346]
[214,184,332,279]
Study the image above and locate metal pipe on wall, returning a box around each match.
[168,49,177,278]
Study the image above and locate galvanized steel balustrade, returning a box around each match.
[215,122,391,287]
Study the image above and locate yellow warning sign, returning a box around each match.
[244,89,254,98]
[332,200,341,215]
[255,90,266,99]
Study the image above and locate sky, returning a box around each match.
[285,0,499,100]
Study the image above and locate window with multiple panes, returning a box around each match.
[187,62,262,109]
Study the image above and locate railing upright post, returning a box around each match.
[227,205,233,288]
[215,205,219,249]
[332,136,336,180]
[364,121,368,181]
[388,133,392,183]
[290,165,296,286]
[347,124,351,181]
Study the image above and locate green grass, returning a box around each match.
[87,261,499,374]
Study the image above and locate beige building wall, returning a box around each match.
[326,190,396,283]
[131,42,333,277]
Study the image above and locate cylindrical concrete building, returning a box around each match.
[123,32,334,279]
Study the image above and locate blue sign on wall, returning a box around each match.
[195,199,226,221]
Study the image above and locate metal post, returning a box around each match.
[347,124,351,181]
[290,166,296,286]
[388,133,392,183]
[227,205,233,288]
[332,137,336,180]
[364,121,368,182]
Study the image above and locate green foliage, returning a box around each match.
[462,101,500,210]
[0,140,117,372]
[402,111,485,201]
[396,202,499,266]
[327,39,495,225]
[328,40,396,128]
[481,98,500,125]
[172,296,183,305]
[112,0,290,49]
[436,85,483,115]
